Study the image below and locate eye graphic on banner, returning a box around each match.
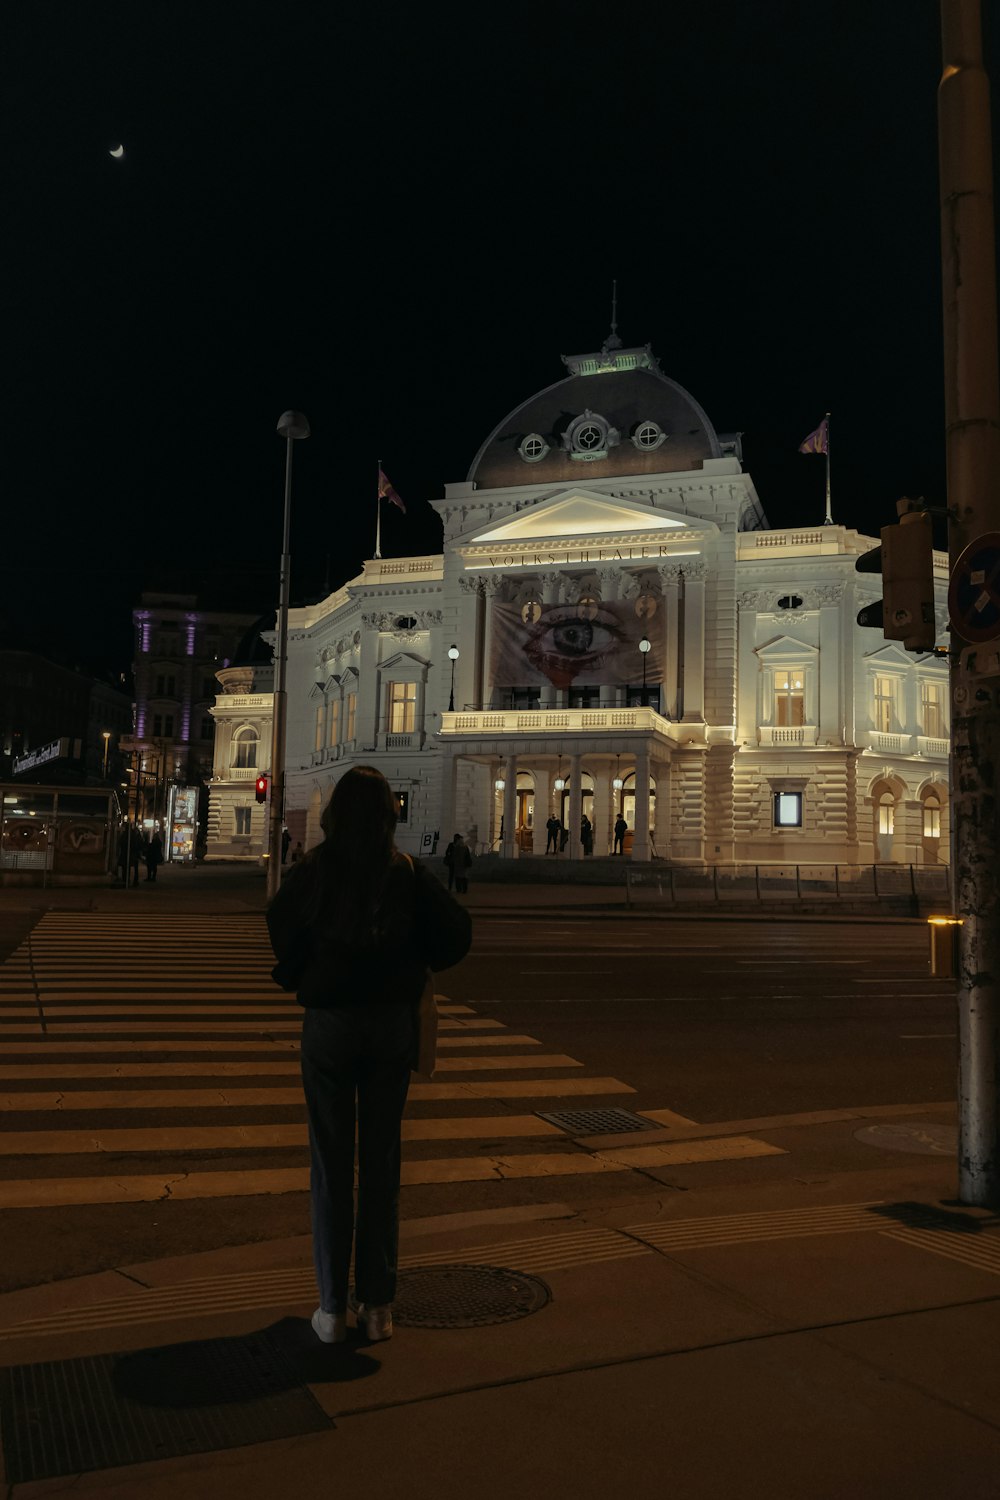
[491,600,663,690]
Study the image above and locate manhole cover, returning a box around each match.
[854,1121,958,1157]
[393,1265,550,1327]
[537,1108,659,1136]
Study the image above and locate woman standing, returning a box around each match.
[267,767,471,1345]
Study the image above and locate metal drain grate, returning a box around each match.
[0,1330,332,1484]
[537,1107,660,1136]
[394,1265,550,1327]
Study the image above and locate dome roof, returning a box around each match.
[230,613,274,668]
[468,343,722,489]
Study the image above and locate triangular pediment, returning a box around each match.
[466,489,698,545]
[756,635,820,660]
[862,642,920,667]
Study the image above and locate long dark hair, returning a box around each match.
[308,766,398,940]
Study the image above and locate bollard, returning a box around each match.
[928,916,963,977]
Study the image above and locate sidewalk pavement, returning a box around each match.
[1,1157,998,1498]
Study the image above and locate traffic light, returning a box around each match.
[856,500,936,652]
[255,775,268,804]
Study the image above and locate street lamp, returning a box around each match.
[267,410,310,902]
[447,644,459,712]
[102,731,111,779]
[638,636,651,707]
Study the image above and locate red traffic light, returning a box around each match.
[255,775,268,804]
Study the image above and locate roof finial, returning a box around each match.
[603,279,622,352]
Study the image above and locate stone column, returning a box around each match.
[481,577,504,710]
[501,753,518,859]
[566,752,582,862]
[598,570,621,708]
[817,588,841,744]
[592,762,612,856]
[539,572,563,709]
[681,565,706,722]
[631,744,652,861]
[659,566,681,720]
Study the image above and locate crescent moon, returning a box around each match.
[109,145,124,159]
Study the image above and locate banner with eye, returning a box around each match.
[491,599,663,691]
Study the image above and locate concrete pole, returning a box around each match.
[939,0,1000,1205]
[266,435,294,904]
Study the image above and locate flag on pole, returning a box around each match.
[378,467,405,513]
[798,418,829,455]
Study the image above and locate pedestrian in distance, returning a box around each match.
[144,830,163,882]
[266,766,471,1346]
[281,827,291,864]
[451,833,472,894]
[545,813,561,854]
[442,834,459,891]
[290,840,304,863]
[581,814,593,857]
[613,814,628,855]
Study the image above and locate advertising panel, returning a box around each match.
[490,598,663,690]
[168,786,199,863]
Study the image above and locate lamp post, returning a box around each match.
[267,410,310,902]
[638,636,651,707]
[102,732,111,779]
[447,644,459,713]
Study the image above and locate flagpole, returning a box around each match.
[823,411,833,525]
[375,458,382,559]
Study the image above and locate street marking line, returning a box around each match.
[429,1054,581,1072]
[409,1077,635,1100]
[0,1135,775,1206]
[0,1022,304,1034]
[0,1041,303,1054]
[882,1226,1000,1277]
[0,1063,305,1078]
[625,1201,888,1251]
[637,1102,955,1139]
[637,1107,699,1128]
[0,1114,567,1154]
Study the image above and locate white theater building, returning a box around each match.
[272,335,950,868]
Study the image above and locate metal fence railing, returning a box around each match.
[624,863,951,907]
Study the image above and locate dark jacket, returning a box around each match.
[266,849,471,1009]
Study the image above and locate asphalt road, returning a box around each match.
[0,908,956,1294]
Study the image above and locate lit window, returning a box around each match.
[878,794,895,836]
[234,806,252,836]
[774,792,802,827]
[874,676,896,733]
[921,681,945,739]
[923,798,941,838]
[314,704,324,752]
[328,698,340,747]
[346,692,357,742]
[774,671,805,726]
[388,681,417,733]
[233,728,258,768]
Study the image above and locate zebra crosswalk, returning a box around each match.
[0,913,781,1209]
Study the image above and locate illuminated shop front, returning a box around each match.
[276,335,951,867]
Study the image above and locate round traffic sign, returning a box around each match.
[948,532,1000,642]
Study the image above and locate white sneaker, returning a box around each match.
[311,1307,346,1344]
[348,1291,393,1341]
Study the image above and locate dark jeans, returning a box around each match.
[300,1001,414,1314]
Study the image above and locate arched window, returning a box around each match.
[232,726,259,769]
[878,792,895,837]
[923,795,941,839]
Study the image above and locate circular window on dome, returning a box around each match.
[520,599,542,625]
[631,420,667,452]
[576,423,603,451]
[518,433,549,464]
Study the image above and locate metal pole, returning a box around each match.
[940,0,1000,1205]
[267,435,294,903]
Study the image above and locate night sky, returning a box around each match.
[5,1,996,679]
